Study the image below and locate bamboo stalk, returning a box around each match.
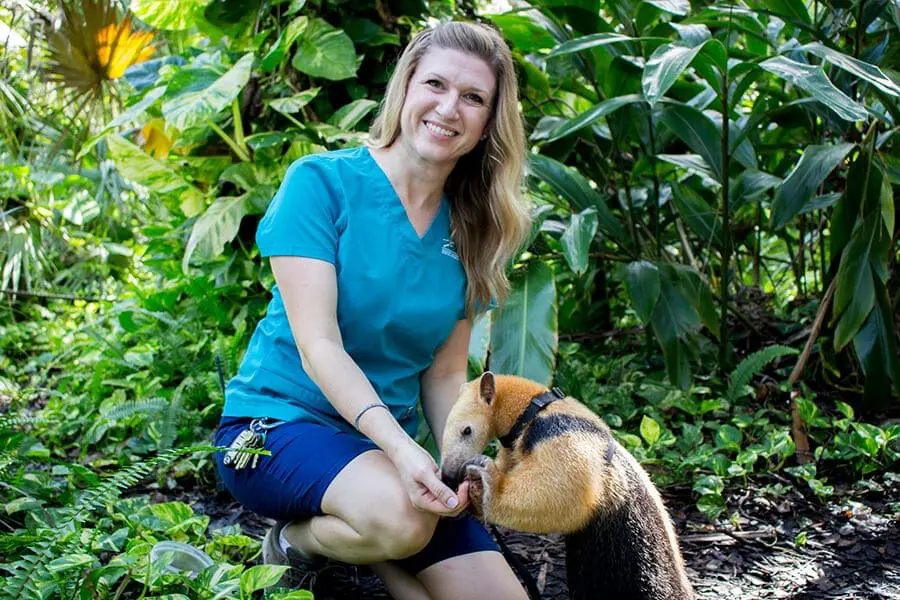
[787,277,837,463]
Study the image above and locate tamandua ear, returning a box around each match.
[480,371,496,405]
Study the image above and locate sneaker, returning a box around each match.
[262,520,327,590]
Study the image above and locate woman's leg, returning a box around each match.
[370,561,432,600]
[281,449,441,563]
[418,551,529,600]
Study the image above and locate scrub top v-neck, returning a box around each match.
[222,146,468,436]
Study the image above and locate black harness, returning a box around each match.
[496,386,617,464]
[498,387,566,449]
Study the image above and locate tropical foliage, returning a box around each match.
[1,0,898,596]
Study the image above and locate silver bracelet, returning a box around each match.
[353,402,390,430]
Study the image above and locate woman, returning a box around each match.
[214,20,531,599]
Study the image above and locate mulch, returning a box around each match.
[189,472,900,600]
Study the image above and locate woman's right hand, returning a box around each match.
[389,438,468,516]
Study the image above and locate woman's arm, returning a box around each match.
[271,255,461,513]
[421,319,472,455]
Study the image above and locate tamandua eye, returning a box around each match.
[462,426,472,437]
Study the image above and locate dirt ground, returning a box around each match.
[190,472,900,600]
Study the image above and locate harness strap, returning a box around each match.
[498,387,565,449]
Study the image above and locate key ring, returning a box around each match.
[251,417,285,431]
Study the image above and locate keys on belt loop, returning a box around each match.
[223,418,273,471]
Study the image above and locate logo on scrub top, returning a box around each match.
[441,238,459,261]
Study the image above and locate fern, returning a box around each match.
[99,397,167,422]
[157,388,185,452]
[2,544,55,600]
[0,415,52,431]
[1,445,218,600]
[75,444,216,516]
[0,533,47,554]
[727,345,798,402]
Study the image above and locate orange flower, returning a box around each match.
[96,17,155,79]
[138,119,172,159]
[43,0,157,100]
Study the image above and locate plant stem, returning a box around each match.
[719,63,732,371]
[647,110,661,255]
[788,277,837,463]
[854,0,866,60]
[753,204,761,287]
[208,119,250,162]
[231,98,246,152]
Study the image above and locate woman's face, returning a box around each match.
[398,46,497,169]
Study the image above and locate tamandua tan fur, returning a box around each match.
[440,372,694,600]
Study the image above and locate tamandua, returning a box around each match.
[440,372,694,600]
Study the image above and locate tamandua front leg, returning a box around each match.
[464,452,598,535]
[463,455,503,521]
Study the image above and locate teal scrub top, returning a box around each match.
[222,146,467,437]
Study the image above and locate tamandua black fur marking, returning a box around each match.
[440,372,694,600]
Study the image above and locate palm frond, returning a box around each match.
[39,0,156,109]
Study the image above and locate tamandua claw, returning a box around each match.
[464,458,493,519]
[463,454,491,470]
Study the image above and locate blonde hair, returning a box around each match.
[368,21,531,317]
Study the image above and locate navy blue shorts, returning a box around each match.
[214,416,499,574]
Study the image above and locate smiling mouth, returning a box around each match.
[424,120,459,137]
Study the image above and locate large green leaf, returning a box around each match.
[328,99,378,131]
[292,18,358,80]
[759,56,868,122]
[729,169,782,209]
[672,184,724,247]
[802,43,900,97]
[218,163,278,213]
[833,213,879,351]
[770,142,855,229]
[560,208,599,276]
[546,94,645,142]
[468,311,492,373]
[832,153,883,261]
[267,89,321,115]
[48,554,94,573]
[644,0,690,15]
[489,14,557,52]
[162,53,254,131]
[854,277,900,402]
[800,192,842,214]
[548,33,637,57]
[674,265,719,336]
[489,261,557,386]
[756,0,812,24]
[261,16,309,73]
[182,195,252,272]
[671,23,711,45]
[643,43,705,105]
[660,103,723,182]
[657,153,720,188]
[883,154,900,185]
[528,154,628,246]
[132,0,212,30]
[623,260,661,324]
[881,178,895,239]
[650,266,701,390]
[105,135,204,213]
[240,565,291,596]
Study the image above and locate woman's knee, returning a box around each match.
[366,504,439,560]
[322,450,440,560]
